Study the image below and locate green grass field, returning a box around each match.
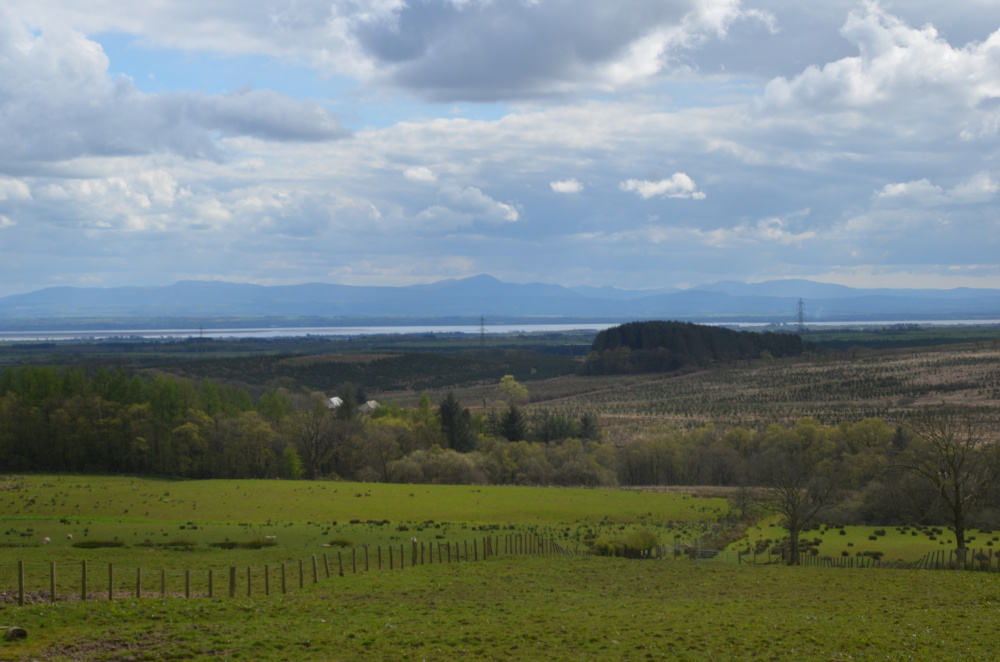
[731,518,1000,565]
[0,475,724,590]
[3,476,1000,660]
[4,557,1000,660]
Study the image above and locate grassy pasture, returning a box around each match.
[732,520,1000,565]
[4,557,1000,660]
[0,475,725,573]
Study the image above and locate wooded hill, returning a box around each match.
[581,320,805,375]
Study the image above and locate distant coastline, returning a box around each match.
[3,319,1000,342]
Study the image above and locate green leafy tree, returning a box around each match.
[438,392,476,452]
[497,375,529,406]
[282,445,304,479]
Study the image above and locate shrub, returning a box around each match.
[327,538,352,548]
[72,540,125,549]
[589,529,659,559]
[209,539,278,550]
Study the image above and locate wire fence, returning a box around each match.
[8,533,992,607]
[0,531,557,607]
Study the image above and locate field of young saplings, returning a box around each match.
[404,345,1000,430]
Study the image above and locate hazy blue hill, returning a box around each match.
[1,275,1000,324]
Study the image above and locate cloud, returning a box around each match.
[6,0,774,103]
[0,215,14,228]
[355,0,772,101]
[620,173,705,200]
[874,172,998,207]
[416,183,519,228]
[404,166,438,183]
[762,1,1000,118]
[0,178,32,201]
[550,178,584,194]
[0,15,348,166]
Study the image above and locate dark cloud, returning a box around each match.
[0,17,348,167]
[354,0,723,101]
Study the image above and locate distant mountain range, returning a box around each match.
[2,275,1000,328]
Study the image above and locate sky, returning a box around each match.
[2,1,1000,296]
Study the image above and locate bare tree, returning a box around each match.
[753,446,840,565]
[896,404,999,563]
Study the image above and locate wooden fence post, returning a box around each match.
[412,540,418,567]
[135,567,141,599]
[365,546,369,572]
[421,543,425,565]
[18,561,24,607]
[447,542,452,564]
[51,561,56,603]
[378,546,383,570]
[281,562,287,594]
[81,560,87,602]
[312,555,318,583]
[264,565,269,596]
[187,570,192,599]
[160,569,166,597]
[209,569,213,598]
[352,547,357,574]
[298,559,304,589]
[338,551,344,577]
[464,541,468,562]
[229,567,236,598]
[324,553,330,578]
[400,544,405,568]
[474,539,478,562]
[247,567,252,597]
[108,563,114,601]
[389,545,394,570]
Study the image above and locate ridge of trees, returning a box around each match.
[581,320,804,375]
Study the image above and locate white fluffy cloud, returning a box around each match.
[404,166,438,183]
[620,174,705,200]
[416,184,519,229]
[550,179,584,194]
[762,1,1000,125]
[874,172,998,207]
[0,179,32,201]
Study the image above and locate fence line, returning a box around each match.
[10,535,988,606]
[1,531,551,607]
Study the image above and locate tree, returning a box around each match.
[751,421,841,565]
[438,392,476,452]
[896,404,999,563]
[286,397,341,480]
[498,405,528,442]
[497,375,529,406]
[363,426,402,482]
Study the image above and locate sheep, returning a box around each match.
[43,537,50,545]
[67,534,73,540]
[265,535,276,542]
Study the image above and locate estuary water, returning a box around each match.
[2,319,1000,342]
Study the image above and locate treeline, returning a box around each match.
[581,320,804,375]
[5,365,1000,544]
[0,366,599,484]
